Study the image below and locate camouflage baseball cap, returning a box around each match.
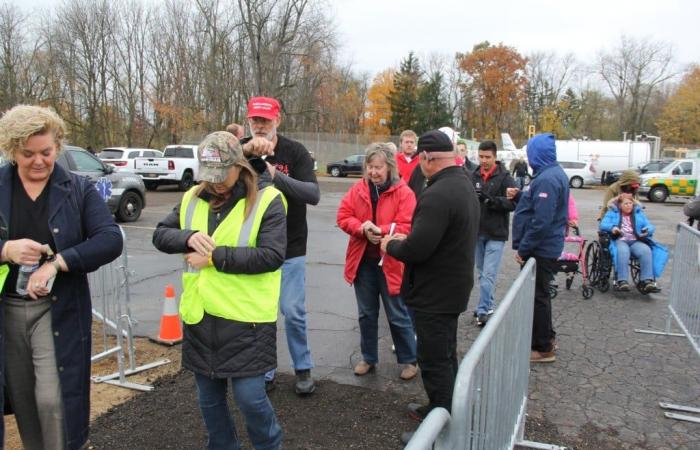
[197,131,244,183]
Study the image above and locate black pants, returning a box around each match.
[532,257,556,352]
[414,311,459,412]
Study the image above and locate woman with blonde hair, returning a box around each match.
[337,142,418,380]
[0,105,123,449]
[153,131,287,450]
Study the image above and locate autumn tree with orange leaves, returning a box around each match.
[363,69,395,136]
[457,42,527,139]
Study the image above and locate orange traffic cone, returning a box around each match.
[149,284,183,346]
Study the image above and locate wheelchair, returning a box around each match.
[585,232,657,295]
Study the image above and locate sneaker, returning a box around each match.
[353,361,375,376]
[294,370,316,395]
[473,309,494,318]
[530,350,556,363]
[391,344,396,353]
[476,314,489,327]
[407,403,430,422]
[642,280,660,293]
[551,338,559,351]
[265,378,276,393]
[616,280,630,291]
[400,431,415,445]
[399,364,418,380]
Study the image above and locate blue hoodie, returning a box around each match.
[512,133,570,258]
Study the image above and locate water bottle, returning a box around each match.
[16,263,39,296]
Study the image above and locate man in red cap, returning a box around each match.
[242,96,320,396]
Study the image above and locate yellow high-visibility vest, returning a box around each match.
[0,264,8,291]
[178,185,286,325]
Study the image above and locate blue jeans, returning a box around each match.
[265,256,313,381]
[353,258,416,364]
[474,237,506,316]
[194,373,282,450]
[515,176,526,190]
[615,240,653,282]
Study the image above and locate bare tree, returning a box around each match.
[597,35,675,137]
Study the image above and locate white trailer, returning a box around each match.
[553,140,651,173]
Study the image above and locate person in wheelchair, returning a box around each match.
[599,196,667,293]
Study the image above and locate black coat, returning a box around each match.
[0,164,123,450]
[471,162,517,241]
[387,166,479,314]
[152,176,287,378]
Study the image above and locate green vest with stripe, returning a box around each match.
[0,264,8,291]
[178,185,286,325]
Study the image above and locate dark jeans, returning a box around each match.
[414,311,459,412]
[532,257,557,352]
[353,258,417,364]
[194,373,282,450]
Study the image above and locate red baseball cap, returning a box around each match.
[247,97,281,120]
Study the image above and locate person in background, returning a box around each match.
[512,158,529,190]
[396,130,418,182]
[0,105,123,450]
[511,133,569,364]
[152,131,287,450]
[470,140,516,327]
[241,96,320,395]
[381,130,479,443]
[457,139,478,171]
[598,170,640,220]
[337,143,418,380]
[599,196,667,293]
[226,122,245,140]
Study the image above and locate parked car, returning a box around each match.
[326,154,364,177]
[58,145,146,222]
[134,144,199,191]
[99,147,163,172]
[602,159,675,185]
[558,160,598,189]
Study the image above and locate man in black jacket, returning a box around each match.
[472,141,516,327]
[381,130,479,438]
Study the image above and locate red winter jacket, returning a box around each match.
[337,179,416,295]
[396,153,419,183]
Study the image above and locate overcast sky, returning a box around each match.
[17,0,699,79]
[331,0,699,77]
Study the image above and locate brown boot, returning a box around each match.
[530,350,556,363]
[399,364,418,380]
[353,361,375,376]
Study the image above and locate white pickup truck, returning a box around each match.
[134,144,199,191]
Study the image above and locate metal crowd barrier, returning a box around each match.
[89,227,171,391]
[635,222,700,423]
[406,259,565,450]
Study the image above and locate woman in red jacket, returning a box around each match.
[337,143,418,380]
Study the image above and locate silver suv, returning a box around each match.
[57,145,146,222]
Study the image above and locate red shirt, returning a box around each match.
[480,164,498,183]
[396,153,419,183]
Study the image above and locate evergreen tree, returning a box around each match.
[415,71,452,133]
[388,52,423,134]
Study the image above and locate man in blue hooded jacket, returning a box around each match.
[511,133,569,363]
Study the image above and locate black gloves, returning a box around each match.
[478,190,495,205]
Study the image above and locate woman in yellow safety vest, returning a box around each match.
[153,131,287,450]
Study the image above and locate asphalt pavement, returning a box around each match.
[115,177,700,448]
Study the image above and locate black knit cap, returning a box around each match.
[416,129,454,153]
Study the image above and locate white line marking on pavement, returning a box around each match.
[121,225,156,230]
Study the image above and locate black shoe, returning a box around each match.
[476,314,489,327]
[408,403,430,422]
[295,369,316,395]
[616,280,630,291]
[265,379,276,393]
[642,280,660,293]
[400,431,415,445]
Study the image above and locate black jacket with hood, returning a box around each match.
[471,162,516,241]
